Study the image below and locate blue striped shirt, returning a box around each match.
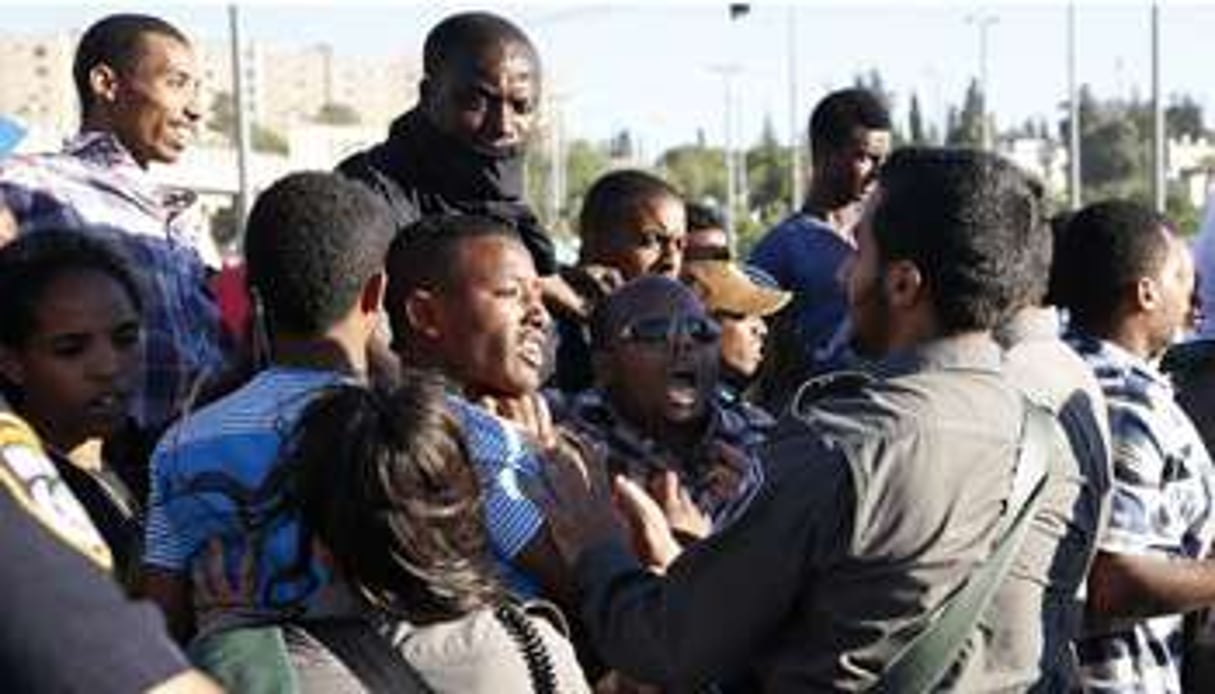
[144,367,342,613]
[1070,333,1215,693]
[446,396,545,596]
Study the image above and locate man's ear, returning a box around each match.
[883,259,925,310]
[404,289,444,342]
[359,271,386,315]
[88,64,121,107]
[1135,276,1161,312]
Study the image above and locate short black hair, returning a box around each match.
[73,13,189,117]
[685,201,724,233]
[1043,210,1075,307]
[422,11,537,79]
[244,172,395,336]
[0,229,143,350]
[809,88,891,159]
[579,169,682,248]
[385,213,522,348]
[1052,199,1171,328]
[872,147,1041,333]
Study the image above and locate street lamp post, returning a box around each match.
[228,4,252,225]
[1151,3,1165,213]
[966,12,999,150]
[1067,2,1081,209]
[787,5,802,212]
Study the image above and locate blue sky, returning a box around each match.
[5,2,1213,155]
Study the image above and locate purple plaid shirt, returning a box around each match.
[0,132,227,430]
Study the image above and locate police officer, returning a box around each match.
[0,395,219,693]
[531,148,1093,691]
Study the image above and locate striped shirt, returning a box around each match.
[144,367,342,614]
[0,132,226,430]
[1070,333,1215,693]
[446,396,546,596]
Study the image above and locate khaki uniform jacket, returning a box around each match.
[575,334,1090,692]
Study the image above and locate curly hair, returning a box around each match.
[244,171,394,336]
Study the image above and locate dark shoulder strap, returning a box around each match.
[872,401,1053,693]
[302,619,433,694]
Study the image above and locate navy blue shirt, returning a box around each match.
[749,210,853,374]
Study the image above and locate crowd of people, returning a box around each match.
[1,9,1214,694]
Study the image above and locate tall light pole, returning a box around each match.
[966,12,999,150]
[787,6,802,211]
[1067,1,1081,209]
[228,4,252,225]
[727,3,750,249]
[1151,3,1166,213]
[710,65,741,242]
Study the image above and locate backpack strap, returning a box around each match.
[872,400,1054,693]
[302,618,434,694]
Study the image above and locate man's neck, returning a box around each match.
[78,118,146,169]
[803,189,858,237]
[1090,321,1158,364]
[270,333,367,378]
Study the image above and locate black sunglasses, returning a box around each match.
[617,315,721,346]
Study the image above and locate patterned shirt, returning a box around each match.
[0,132,226,430]
[1070,333,1215,693]
[144,367,343,617]
[551,388,769,527]
[446,396,546,596]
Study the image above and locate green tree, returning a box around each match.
[945,78,984,147]
[745,116,791,226]
[313,102,361,126]
[1167,95,1207,140]
[206,91,289,154]
[908,93,927,145]
[659,143,728,205]
[523,138,612,236]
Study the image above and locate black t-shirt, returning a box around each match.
[0,414,188,692]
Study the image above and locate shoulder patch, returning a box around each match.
[0,414,112,570]
[790,370,873,417]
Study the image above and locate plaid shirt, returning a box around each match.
[550,388,770,527]
[1069,333,1215,693]
[0,132,226,430]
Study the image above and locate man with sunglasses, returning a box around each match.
[554,275,768,532]
[533,148,1091,691]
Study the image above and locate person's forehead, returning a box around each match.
[625,194,686,230]
[442,39,537,85]
[453,234,533,279]
[131,32,197,72]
